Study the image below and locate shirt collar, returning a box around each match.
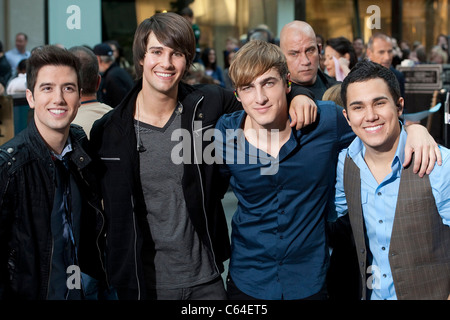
[51,136,73,161]
[234,110,299,161]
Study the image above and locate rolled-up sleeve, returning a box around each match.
[332,149,349,222]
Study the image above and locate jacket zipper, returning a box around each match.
[192,97,220,275]
[78,169,110,288]
[45,238,54,300]
[45,177,56,300]
[130,195,141,300]
[87,199,110,288]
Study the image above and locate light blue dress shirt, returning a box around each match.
[334,128,450,300]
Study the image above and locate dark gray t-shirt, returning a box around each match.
[135,105,217,290]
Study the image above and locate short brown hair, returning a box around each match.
[69,46,99,95]
[26,45,81,95]
[132,12,196,78]
[229,40,289,89]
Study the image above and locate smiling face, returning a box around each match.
[26,65,80,140]
[140,32,187,98]
[343,78,403,154]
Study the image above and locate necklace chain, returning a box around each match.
[136,93,142,151]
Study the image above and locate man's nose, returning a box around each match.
[53,89,66,105]
[299,52,311,66]
[365,106,378,121]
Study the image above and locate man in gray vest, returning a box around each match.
[334,60,450,300]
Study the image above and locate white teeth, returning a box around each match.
[365,125,382,132]
[50,109,66,115]
[156,72,172,78]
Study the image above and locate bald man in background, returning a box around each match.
[280,21,338,99]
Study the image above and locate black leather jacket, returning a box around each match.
[0,120,107,299]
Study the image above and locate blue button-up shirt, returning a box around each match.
[215,103,354,299]
[335,128,450,300]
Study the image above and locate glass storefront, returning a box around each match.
[305,0,450,60]
[98,0,450,67]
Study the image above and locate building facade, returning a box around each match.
[1,0,450,67]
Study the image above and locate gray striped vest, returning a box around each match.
[343,155,450,300]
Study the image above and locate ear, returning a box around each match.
[342,108,351,126]
[286,73,292,94]
[343,53,350,61]
[26,89,35,109]
[95,74,101,91]
[396,97,404,117]
[234,90,241,102]
[78,89,82,108]
[365,48,373,60]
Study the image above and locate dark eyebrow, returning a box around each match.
[38,82,77,88]
[147,46,164,51]
[349,96,388,106]
[39,82,54,88]
[372,96,389,102]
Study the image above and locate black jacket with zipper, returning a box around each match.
[0,120,107,299]
[90,81,241,299]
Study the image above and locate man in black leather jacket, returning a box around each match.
[0,45,110,300]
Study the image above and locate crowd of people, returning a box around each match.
[0,8,448,302]
[0,33,135,110]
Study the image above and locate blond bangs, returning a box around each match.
[229,40,288,90]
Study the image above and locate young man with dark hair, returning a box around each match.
[335,60,450,300]
[0,45,109,299]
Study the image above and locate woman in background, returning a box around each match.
[324,37,357,81]
[201,47,225,87]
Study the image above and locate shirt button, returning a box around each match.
[381,247,386,251]
[379,220,383,224]
[377,192,382,196]
[280,210,285,215]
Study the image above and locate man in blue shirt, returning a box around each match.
[214,41,441,300]
[5,33,30,78]
[334,60,450,300]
